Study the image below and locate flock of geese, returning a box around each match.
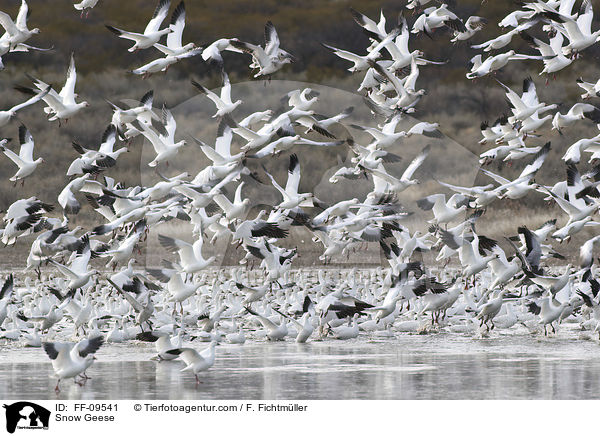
[2,0,600,392]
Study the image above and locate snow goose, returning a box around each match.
[471,21,537,51]
[138,330,182,360]
[576,77,600,99]
[272,307,314,343]
[22,54,89,125]
[497,77,557,123]
[212,181,250,222]
[229,21,294,77]
[245,306,288,340]
[542,0,600,55]
[107,278,155,331]
[49,236,96,291]
[105,0,172,52]
[437,180,499,209]
[193,120,246,165]
[233,215,288,241]
[488,246,521,289]
[201,38,242,68]
[225,318,246,344]
[417,193,468,225]
[562,134,600,165]
[166,341,217,385]
[0,1,39,50]
[476,289,511,331]
[406,0,433,11]
[541,186,598,224]
[368,59,426,110]
[42,335,104,392]
[100,222,146,270]
[580,235,600,280]
[135,106,186,167]
[131,47,201,78]
[450,16,487,42]
[0,125,43,186]
[411,4,464,36]
[321,28,399,73]
[191,70,242,118]
[459,233,500,279]
[73,0,99,18]
[108,90,158,137]
[499,8,537,28]
[366,144,430,194]
[552,103,600,133]
[349,113,407,148]
[153,2,196,56]
[69,125,127,175]
[519,30,572,76]
[157,234,216,275]
[552,217,600,242]
[264,154,314,210]
[0,85,49,127]
[480,141,550,199]
[0,275,13,328]
[58,174,92,215]
[329,313,360,340]
[479,117,506,144]
[466,50,542,79]
[527,297,572,335]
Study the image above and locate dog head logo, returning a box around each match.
[3,402,50,433]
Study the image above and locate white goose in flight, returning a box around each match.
[153,1,196,56]
[49,236,96,290]
[106,0,172,52]
[136,106,186,167]
[0,125,43,186]
[229,21,294,77]
[367,144,431,194]
[192,70,242,118]
[264,154,314,210]
[157,234,216,275]
[0,0,39,51]
[0,85,49,128]
[542,0,600,55]
[212,181,250,223]
[24,53,89,125]
[73,0,99,18]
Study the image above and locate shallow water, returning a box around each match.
[2,331,600,400]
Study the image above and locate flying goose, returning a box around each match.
[0,85,49,127]
[366,144,431,194]
[229,21,294,77]
[0,125,43,186]
[153,2,197,56]
[73,0,99,18]
[0,0,39,51]
[157,234,216,275]
[106,0,172,52]
[21,54,89,125]
[192,71,242,118]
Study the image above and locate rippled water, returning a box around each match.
[2,331,600,400]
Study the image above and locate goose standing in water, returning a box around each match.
[42,336,104,392]
[167,341,217,386]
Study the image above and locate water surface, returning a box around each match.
[1,331,599,400]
